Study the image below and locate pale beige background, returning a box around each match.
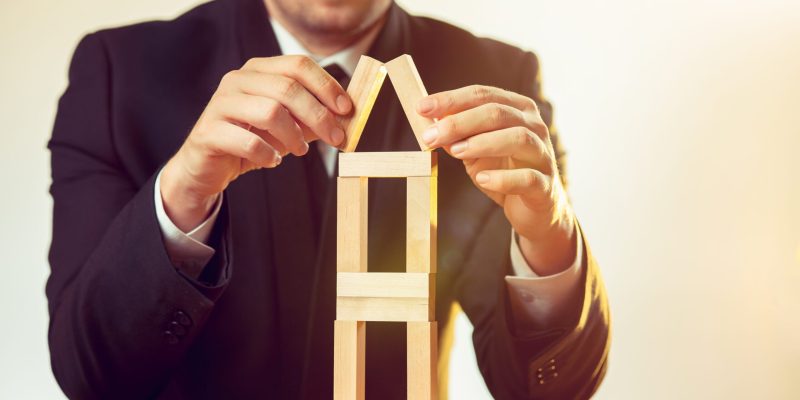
[1,0,799,398]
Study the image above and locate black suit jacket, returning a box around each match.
[47,0,610,398]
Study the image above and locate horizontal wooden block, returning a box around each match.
[337,272,435,322]
[337,272,432,299]
[336,296,432,322]
[385,54,436,151]
[334,320,365,400]
[339,56,387,153]
[407,321,438,400]
[339,151,437,178]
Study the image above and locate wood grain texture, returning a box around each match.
[339,55,387,152]
[334,320,365,400]
[407,321,438,400]
[336,295,433,322]
[337,177,368,272]
[385,54,436,151]
[337,272,432,299]
[406,175,437,273]
[338,151,436,178]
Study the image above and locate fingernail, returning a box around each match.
[299,141,309,155]
[476,172,489,184]
[419,98,435,114]
[450,140,467,155]
[273,153,282,166]
[336,94,351,114]
[422,126,439,145]
[331,127,345,145]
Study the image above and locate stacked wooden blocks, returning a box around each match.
[334,54,438,400]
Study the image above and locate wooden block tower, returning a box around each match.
[334,54,438,400]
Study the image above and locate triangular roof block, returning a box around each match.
[338,54,435,152]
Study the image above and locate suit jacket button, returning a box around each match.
[164,331,179,345]
[174,310,193,327]
[169,321,187,336]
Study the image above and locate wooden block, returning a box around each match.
[337,177,368,272]
[406,175,437,273]
[339,151,436,178]
[385,54,436,151]
[336,295,433,322]
[339,56,387,152]
[407,321,438,400]
[337,272,432,299]
[334,320,365,400]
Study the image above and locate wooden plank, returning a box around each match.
[337,177,368,272]
[406,175,437,273]
[337,272,432,299]
[339,151,436,178]
[407,321,438,400]
[336,295,432,322]
[339,56,387,152]
[385,54,436,151]
[334,320,365,400]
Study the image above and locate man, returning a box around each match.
[47,0,610,398]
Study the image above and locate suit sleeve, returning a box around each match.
[455,51,610,399]
[46,33,232,399]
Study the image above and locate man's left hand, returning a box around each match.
[417,85,577,276]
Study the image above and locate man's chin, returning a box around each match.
[300,10,367,36]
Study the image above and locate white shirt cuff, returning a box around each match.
[154,168,222,278]
[504,226,584,329]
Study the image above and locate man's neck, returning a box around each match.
[264,1,388,57]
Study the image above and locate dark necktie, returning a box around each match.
[305,63,351,238]
[324,63,351,90]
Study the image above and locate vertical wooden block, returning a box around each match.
[406,173,437,273]
[334,320,366,400]
[340,56,387,152]
[385,54,436,151]
[407,321,438,400]
[337,177,368,272]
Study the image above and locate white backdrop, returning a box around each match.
[1,0,799,398]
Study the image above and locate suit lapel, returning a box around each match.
[232,0,322,397]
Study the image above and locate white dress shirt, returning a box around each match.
[154,17,584,328]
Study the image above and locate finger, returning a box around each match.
[212,93,308,156]
[241,55,352,115]
[249,126,287,156]
[475,168,551,199]
[220,70,345,148]
[422,103,526,148]
[418,85,537,118]
[203,121,281,168]
[448,127,553,172]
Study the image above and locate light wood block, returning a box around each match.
[336,295,433,322]
[407,321,438,400]
[334,320,365,400]
[337,177,368,273]
[385,54,436,151]
[340,56,387,152]
[337,272,432,299]
[406,176,437,273]
[339,151,437,178]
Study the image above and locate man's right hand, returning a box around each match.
[160,55,352,232]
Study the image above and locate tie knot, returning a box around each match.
[324,63,351,89]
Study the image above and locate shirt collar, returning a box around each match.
[270,17,376,76]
